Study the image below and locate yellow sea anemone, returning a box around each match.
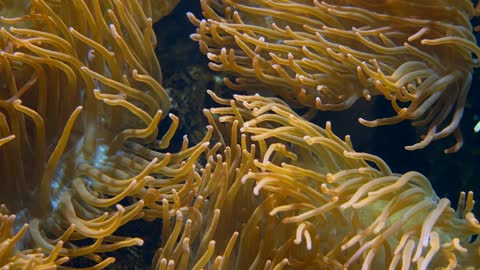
[188,0,480,153]
[154,91,480,269]
[0,0,206,268]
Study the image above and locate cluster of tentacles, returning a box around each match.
[0,0,201,268]
[152,92,480,269]
[0,1,479,270]
[188,0,480,153]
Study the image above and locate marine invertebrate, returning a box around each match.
[0,0,208,268]
[188,0,480,152]
[0,206,70,269]
[154,91,480,269]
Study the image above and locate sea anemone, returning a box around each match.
[0,0,208,268]
[188,0,480,152]
[155,91,480,269]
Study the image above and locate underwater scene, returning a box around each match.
[1,0,480,269]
